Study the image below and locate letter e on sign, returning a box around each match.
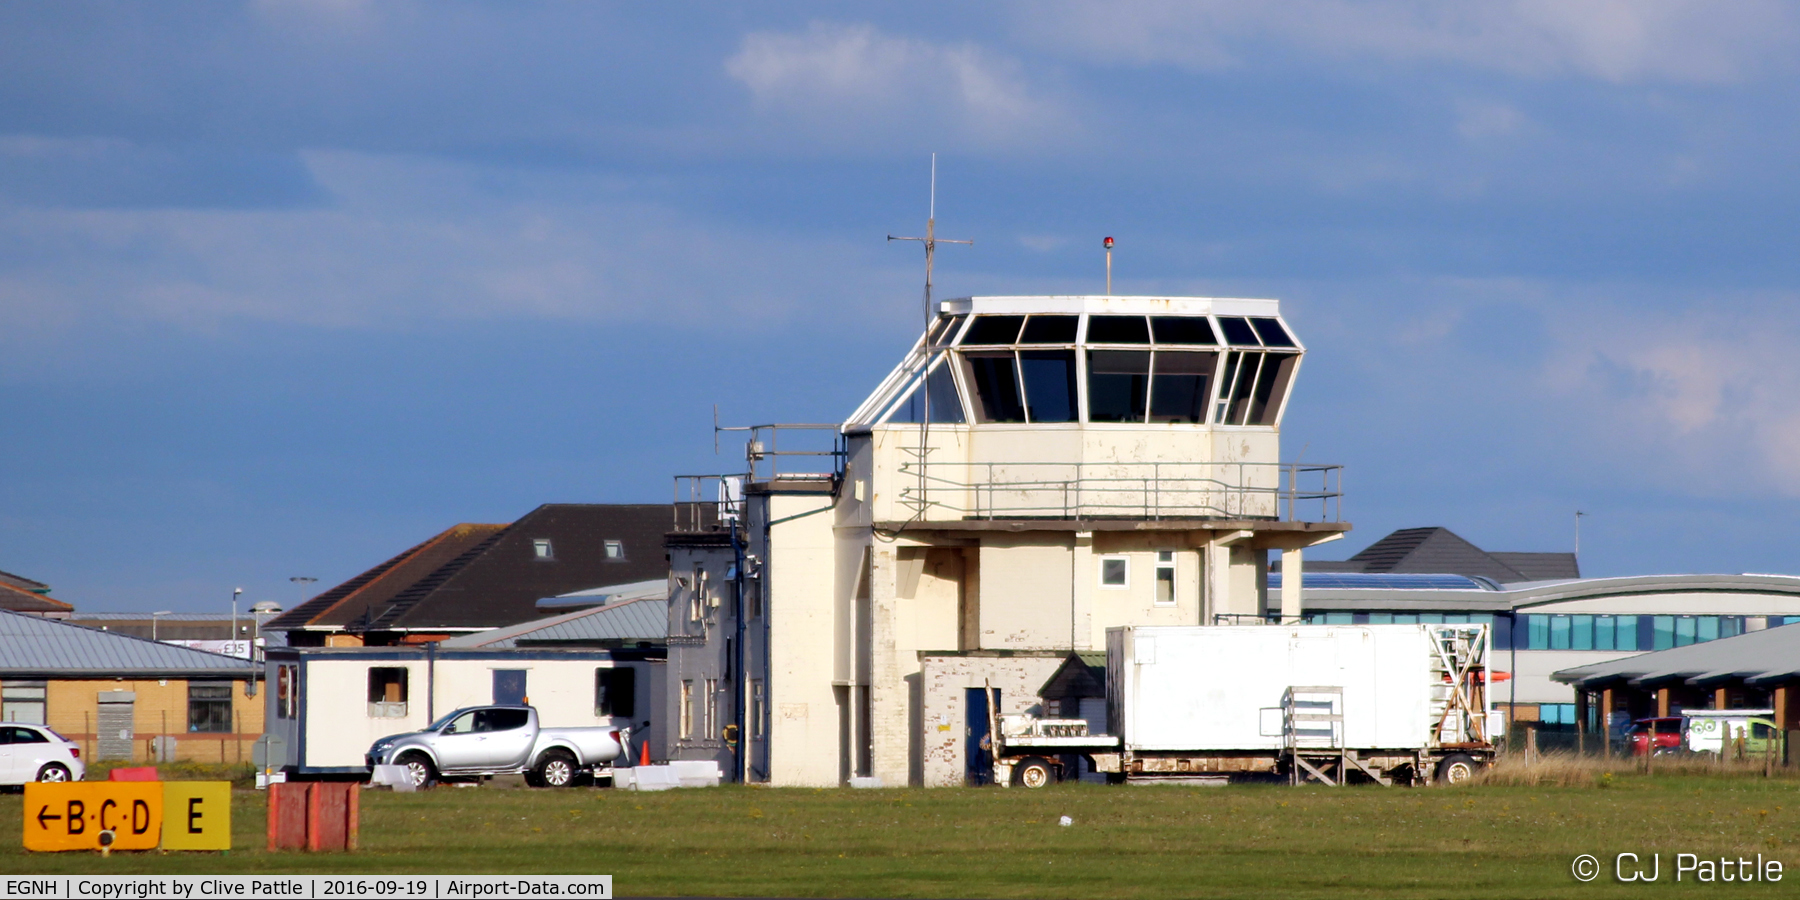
[22,783,162,852]
[160,782,231,851]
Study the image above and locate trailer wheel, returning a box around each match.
[535,750,578,788]
[1011,757,1056,789]
[396,752,437,790]
[1434,753,1478,785]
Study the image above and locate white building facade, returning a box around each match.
[664,296,1350,786]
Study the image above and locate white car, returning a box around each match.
[0,724,85,785]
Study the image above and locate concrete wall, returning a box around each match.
[763,491,843,787]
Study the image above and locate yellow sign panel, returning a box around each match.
[22,783,162,852]
[159,781,231,850]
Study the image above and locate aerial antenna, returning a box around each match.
[888,153,972,324]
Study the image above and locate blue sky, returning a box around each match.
[4,2,1800,612]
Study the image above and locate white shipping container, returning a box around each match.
[1106,624,1476,752]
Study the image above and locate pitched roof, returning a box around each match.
[1554,622,1800,689]
[0,581,73,614]
[277,504,677,635]
[1284,526,1580,583]
[0,609,256,678]
[0,568,51,594]
[437,595,669,649]
[266,523,506,631]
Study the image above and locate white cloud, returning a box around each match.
[1013,0,1797,84]
[1542,298,1800,496]
[724,22,1070,151]
[0,150,913,339]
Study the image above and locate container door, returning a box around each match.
[965,688,998,786]
[493,670,527,706]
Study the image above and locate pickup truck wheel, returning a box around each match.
[1434,753,1478,786]
[1011,757,1056,789]
[397,752,437,790]
[535,750,577,788]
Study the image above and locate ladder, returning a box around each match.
[1283,686,1389,786]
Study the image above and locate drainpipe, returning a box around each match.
[733,516,748,784]
[426,640,437,724]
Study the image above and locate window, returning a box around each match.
[367,667,408,717]
[680,681,694,740]
[604,540,624,560]
[962,315,1024,345]
[1148,352,1217,424]
[888,361,966,424]
[1216,317,1260,346]
[752,680,766,739]
[1086,315,1150,344]
[276,665,298,719]
[963,352,1026,422]
[0,725,48,744]
[478,708,530,731]
[1538,703,1577,727]
[928,314,966,346]
[596,668,636,718]
[1250,318,1297,347]
[533,539,554,560]
[2,682,46,724]
[1150,316,1216,345]
[1100,557,1128,588]
[188,683,233,733]
[1087,350,1150,422]
[1019,350,1078,422]
[1019,315,1078,343]
[1154,551,1176,605]
[1674,616,1697,646]
[704,678,719,741]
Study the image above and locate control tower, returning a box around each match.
[668,295,1349,787]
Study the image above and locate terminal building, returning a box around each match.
[663,295,1349,786]
[1279,527,1800,732]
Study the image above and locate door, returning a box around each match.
[493,670,527,706]
[433,709,488,769]
[0,726,17,783]
[96,693,135,761]
[965,687,999,786]
[478,708,535,767]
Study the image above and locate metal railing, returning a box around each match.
[724,423,846,484]
[893,460,1342,522]
[673,474,742,533]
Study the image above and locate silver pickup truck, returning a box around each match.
[366,705,623,788]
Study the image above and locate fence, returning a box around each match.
[895,460,1343,522]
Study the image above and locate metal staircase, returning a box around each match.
[1283,686,1390,786]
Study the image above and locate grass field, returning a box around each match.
[4,764,1800,898]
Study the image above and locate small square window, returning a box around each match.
[1100,557,1128,588]
[533,539,554,560]
[603,540,624,560]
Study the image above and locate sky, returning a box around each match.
[5,1,1800,613]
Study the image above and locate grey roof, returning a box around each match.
[1287,526,1579,582]
[0,609,258,678]
[438,596,669,649]
[1300,573,1800,613]
[536,579,667,611]
[1553,622,1800,690]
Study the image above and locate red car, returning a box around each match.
[1626,717,1683,756]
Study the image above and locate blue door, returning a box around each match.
[966,687,998,786]
[493,670,527,706]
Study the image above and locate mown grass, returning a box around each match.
[3,768,1800,898]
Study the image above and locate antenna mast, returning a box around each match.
[888,153,972,324]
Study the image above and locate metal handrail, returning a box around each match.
[893,460,1342,522]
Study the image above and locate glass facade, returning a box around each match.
[1299,611,1779,652]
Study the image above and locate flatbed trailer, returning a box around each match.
[990,623,1499,787]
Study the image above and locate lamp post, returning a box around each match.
[231,587,242,659]
[151,610,172,642]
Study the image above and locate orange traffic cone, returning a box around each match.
[639,738,651,767]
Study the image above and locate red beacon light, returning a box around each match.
[1103,236,1114,249]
